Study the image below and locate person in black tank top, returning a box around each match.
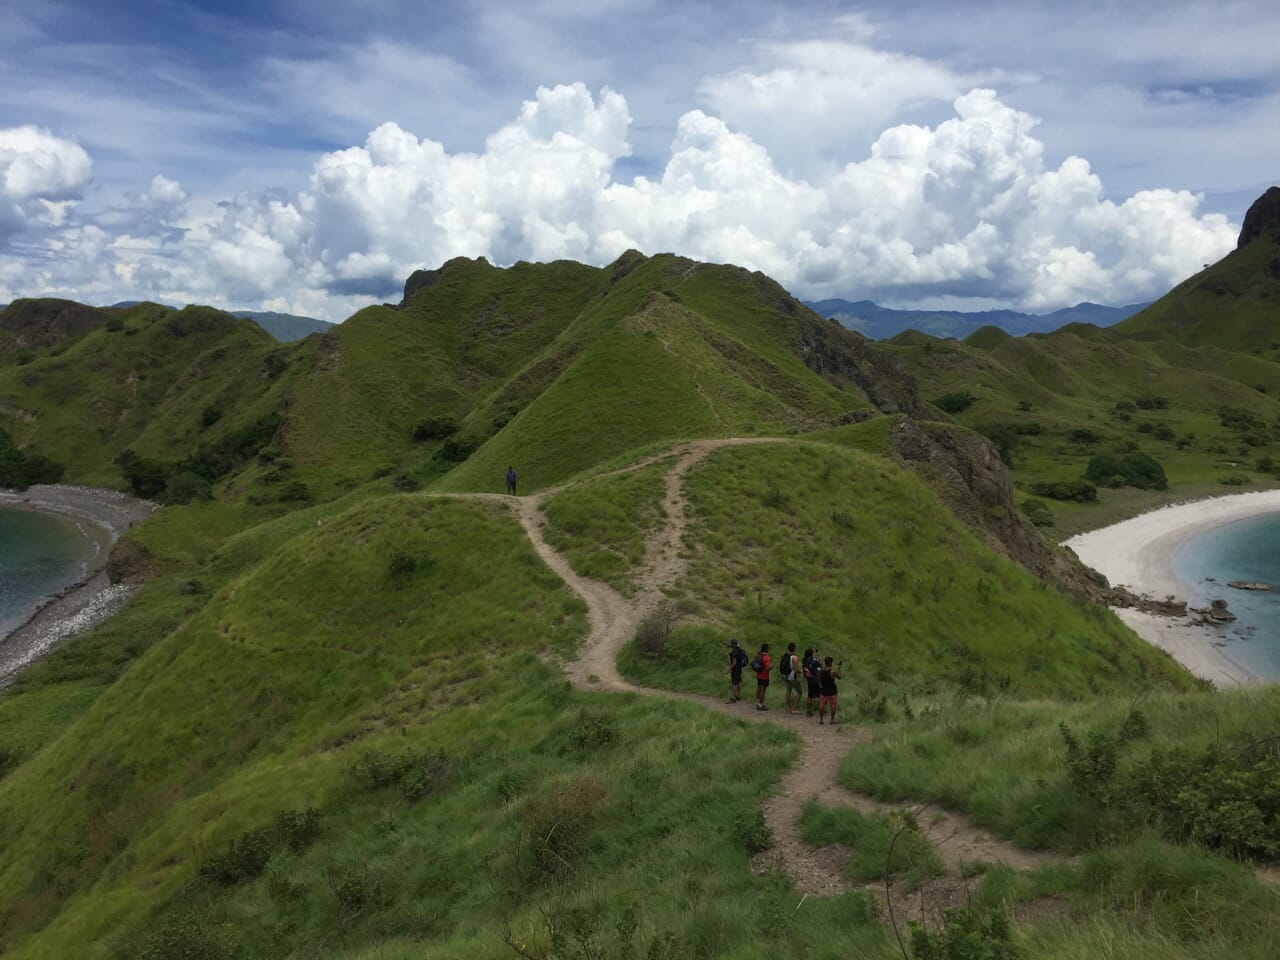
[818,656,842,725]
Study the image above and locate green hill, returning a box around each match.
[0,244,1277,959]
[1112,185,1280,353]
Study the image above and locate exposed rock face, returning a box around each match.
[885,416,1111,601]
[0,299,106,352]
[106,538,158,585]
[1238,186,1280,248]
[790,312,928,417]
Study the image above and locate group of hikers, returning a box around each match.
[726,639,842,723]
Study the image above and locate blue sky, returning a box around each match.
[1,0,1276,320]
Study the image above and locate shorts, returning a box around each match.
[730,669,743,684]
[807,683,821,699]
[786,678,803,694]
[756,677,770,689]
[819,694,838,709]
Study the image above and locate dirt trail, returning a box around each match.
[442,437,1064,909]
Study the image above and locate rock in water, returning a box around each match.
[1227,580,1272,591]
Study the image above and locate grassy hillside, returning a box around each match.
[617,442,1189,699]
[1112,229,1280,352]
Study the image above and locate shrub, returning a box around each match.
[762,487,789,508]
[0,430,64,489]
[1013,421,1042,436]
[198,828,274,885]
[1219,474,1250,486]
[136,912,238,960]
[1019,497,1054,527]
[411,416,458,442]
[1067,428,1101,445]
[933,391,977,414]
[391,472,421,492]
[354,747,451,803]
[278,480,311,502]
[523,775,609,876]
[490,402,524,433]
[200,405,223,428]
[15,351,34,366]
[438,435,481,462]
[1218,405,1267,433]
[104,315,125,332]
[909,907,1019,960]
[161,470,211,505]
[1153,423,1176,441]
[568,710,616,750]
[1256,456,1276,473]
[0,747,23,780]
[1135,395,1168,410]
[733,809,772,854]
[387,550,431,586]
[1028,480,1097,503]
[262,351,287,377]
[274,807,322,853]
[1083,452,1167,491]
[976,423,1019,466]
[831,509,855,530]
[635,603,688,656]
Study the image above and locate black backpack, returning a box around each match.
[780,652,794,679]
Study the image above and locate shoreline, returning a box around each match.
[1065,490,1280,689]
[0,484,157,688]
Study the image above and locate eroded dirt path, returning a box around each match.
[455,438,1064,912]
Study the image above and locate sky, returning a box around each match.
[0,0,1277,322]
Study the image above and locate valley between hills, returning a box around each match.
[0,192,1277,958]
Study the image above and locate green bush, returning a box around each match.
[1067,428,1101,445]
[0,430,64,489]
[1019,497,1054,527]
[934,391,977,414]
[411,416,458,442]
[1028,479,1097,503]
[733,809,772,854]
[909,907,1019,960]
[1083,452,1167,491]
[353,747,451,803]
[161,470,211,505]
[1135,396,1168,410]
[1218,474,1251,486]
[976,423,1019,466]
[198,828,274,886]
[1218,405,1267,433]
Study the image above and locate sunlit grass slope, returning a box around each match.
[1113,233,1280,352]
[542,455,672,594]
[619,442,1191,698]
[438,255,868,493]
[0,489,932,960]
[0,303,279,486]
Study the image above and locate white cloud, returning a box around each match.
[0,125,92,240]
[0,82,1239,321]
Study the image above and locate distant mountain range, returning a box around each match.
[109,301,330,342]
[806,298,1151,341]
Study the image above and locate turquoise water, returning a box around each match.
[0,508,99,640]
[1171,511,1280,680]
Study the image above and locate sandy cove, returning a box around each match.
[1065,490,1280,688]
[0,484,156,688]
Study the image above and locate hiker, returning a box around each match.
[726,638,748,703]
[802,646,822,717]
[781,642,802,714]
[505,466,518,495]
[753,643,772,711]
[818,656,842,725]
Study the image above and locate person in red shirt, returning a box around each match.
[754,642,772,711]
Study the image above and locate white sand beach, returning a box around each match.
[0,484,156,687]
[1065,490,1280,688]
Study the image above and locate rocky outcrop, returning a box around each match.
[1238,186,1280,248]
[790,314,928,417]
[885,416,1113,601]
[0,299,106,352]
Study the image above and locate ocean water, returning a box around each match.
[0,508,99,640]
[1171,511,1280,680]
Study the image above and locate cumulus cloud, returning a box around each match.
[0,125,92,240]
[1,81,1238,320]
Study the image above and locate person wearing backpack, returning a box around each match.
[726,638,749,703]
[752,643,772,711]
[781,642,803,714]
[802,646,822,717]
[818,656,843,725]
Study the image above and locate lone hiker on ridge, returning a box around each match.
[753,642,772,711]
[505,466,518,495]
[726,638,748,703]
